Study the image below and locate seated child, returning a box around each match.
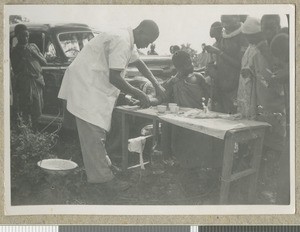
[160,50,209,107]
[157,50,221,169]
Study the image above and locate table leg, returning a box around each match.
[161,122,172,160]
[220,134,235,204]
[152,119,159,148]
[248,129,265,202]
[121,113,129,171]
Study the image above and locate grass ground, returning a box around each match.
[11,126,280,206]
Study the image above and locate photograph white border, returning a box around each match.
[3,4,296,215]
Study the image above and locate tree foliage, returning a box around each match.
[9,15,29,25]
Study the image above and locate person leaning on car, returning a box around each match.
[58,20,166,191]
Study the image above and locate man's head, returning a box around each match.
[221,15,241,33]
[14,24,29,45]
[241,16,264,45]
[172,50,193,75]
[133,20,159,49]
[210,21,223,41]
[261,15,281,44]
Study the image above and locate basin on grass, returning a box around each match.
[37,159,78,176]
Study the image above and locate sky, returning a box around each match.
[5,5,290,55]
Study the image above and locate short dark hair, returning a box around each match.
[14,24,28,36]
[210,21,222,29]
[173,45,180,52]
[137,20,159,38]
[172,50,191,68]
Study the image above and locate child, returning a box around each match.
[159,50,209,108]
[158,51,220,170]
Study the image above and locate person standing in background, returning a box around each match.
[261,15,281,46]
[205,21,223,110]
[10,24,47,131]
[147,43,158,55]
[209,21,223,56]
[270,33,290,204]
[205,15,248,114]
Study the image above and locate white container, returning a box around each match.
[168,103,177,108]
[169,103,179,113]
[171,106,179,114]
[157,105,167,113]
[37,158,78,176]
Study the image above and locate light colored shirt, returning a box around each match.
[58,28,139,131]
[237,41,286,150]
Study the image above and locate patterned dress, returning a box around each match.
[237,41,286,151]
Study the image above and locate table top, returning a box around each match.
[115,106,270,139]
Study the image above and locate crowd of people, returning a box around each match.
[164,15,290,204]
[10,15,290,204]
[129,15,290,203]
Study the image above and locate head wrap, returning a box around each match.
[241,16,261,34]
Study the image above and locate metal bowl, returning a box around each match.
[37,158,78,176]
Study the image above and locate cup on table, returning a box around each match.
[168,103,179,114]
[157,105,167,113]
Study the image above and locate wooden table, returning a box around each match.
[115,106,270,204]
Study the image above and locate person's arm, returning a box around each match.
[195,73,210,102]
[204,45,240,69]
[109,69,150,108]
[29,44,47,65]
[132,58,167,100]
[10,49,19,74]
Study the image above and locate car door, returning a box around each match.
[42,29,96,128]
[38,32,66,125]
[41,36,69,122]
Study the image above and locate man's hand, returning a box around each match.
[204,45,221,55]
[134,59,167,100]
[134,89,151,108]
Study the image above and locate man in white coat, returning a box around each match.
[58,20,165,191]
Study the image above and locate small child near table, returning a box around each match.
[156,50,221,169]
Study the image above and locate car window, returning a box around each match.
[45,41,57,62]
[58,31,94,58]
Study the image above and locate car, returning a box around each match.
[9,23,175,128]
